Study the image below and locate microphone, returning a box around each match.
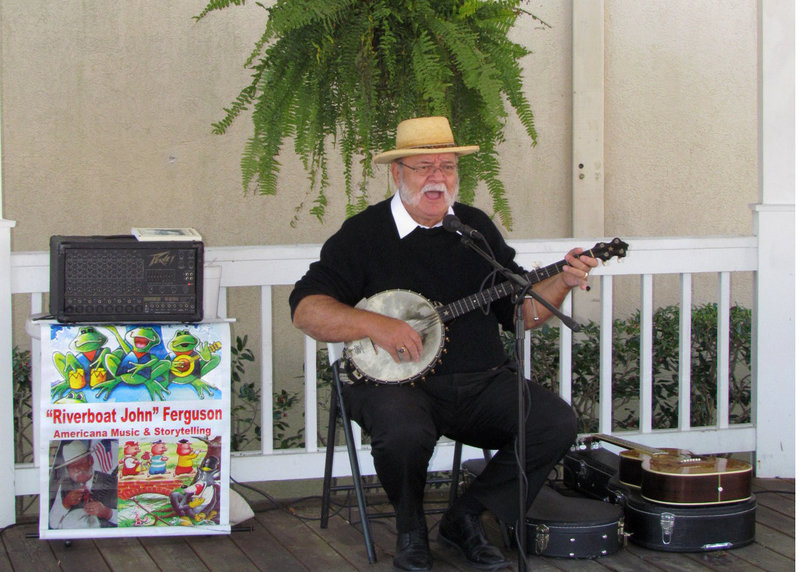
[442,214,485,241]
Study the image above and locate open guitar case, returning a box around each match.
[562,444,757,552]
[462,458,625,558]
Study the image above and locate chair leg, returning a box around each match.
[324,361,377,564]
[320,374,339,529]
[448,441,463,508]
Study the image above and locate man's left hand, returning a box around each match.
[561,247,600,290]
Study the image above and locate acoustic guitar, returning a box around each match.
[344,238,629,385]
[590,434,752,506]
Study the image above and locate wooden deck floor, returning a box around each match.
[0,477,793,571]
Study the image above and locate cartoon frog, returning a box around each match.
[51,326,112,399]
[166,330,221,399]
[95,326,171,401]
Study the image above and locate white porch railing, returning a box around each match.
[7,237,761,505]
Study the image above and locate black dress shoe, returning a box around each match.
[394,525,433,571]
[438,511,510,570]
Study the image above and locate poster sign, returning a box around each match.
[38,322,231,539]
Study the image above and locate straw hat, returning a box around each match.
[54,440,92,469]
[373,116,479,164]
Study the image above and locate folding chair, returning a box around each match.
[320,342,465,564]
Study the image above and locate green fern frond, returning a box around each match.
[411,30,451,113]
[212,84,256,135]
[194,0,248,22]
[266,0,357,35]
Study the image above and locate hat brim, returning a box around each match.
[373,145,479,165]
[53,449,92,470]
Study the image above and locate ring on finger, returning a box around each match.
[583,271,589,279]
[398,347,406,354]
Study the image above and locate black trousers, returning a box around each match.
[341,365,578,532]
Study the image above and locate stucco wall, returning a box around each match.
[604,0,758,237]
[1,1,757,250]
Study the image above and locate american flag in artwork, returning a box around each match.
[92,440,116,474]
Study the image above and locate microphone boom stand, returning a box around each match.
[457,236,580,571]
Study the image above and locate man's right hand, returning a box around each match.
[367,314,423,364]
[62,487,86,509]
[293,294,423,362]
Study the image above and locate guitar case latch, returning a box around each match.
[534,524,550,554]
[660,513,676,545]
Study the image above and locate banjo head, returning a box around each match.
[345,290,445,384]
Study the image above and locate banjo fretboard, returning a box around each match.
[435,239,626,323]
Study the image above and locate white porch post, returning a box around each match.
[572,0,605,238]
[0,219,16,527]
[753,0,795,477]
[0,75,18,524]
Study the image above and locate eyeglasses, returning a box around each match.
[396,160,458,177]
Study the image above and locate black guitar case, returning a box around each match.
[563,444,621,502]
[608,479,757,552]
[523,484,625,558]
[462,459,624,558]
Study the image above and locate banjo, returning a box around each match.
[344,238,629,385]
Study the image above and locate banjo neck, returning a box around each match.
[435,249,588,323]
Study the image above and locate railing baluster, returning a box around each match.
[598,275,614,434]
[679,274,693,431]
[717,272,731,429]
[558,291,573,404]
[304,335,318,452]
[260,286,274,454]
[218,286,228,319]
[640,274,654,433]
[30,294,42,469]
[523,330,531,380]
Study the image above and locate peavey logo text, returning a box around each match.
[148,251,176,267]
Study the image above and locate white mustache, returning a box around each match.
[421,183,448,193]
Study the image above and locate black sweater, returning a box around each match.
[289,199,527,375]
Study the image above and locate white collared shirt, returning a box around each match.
[390,192,455,239]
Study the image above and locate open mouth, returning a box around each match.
[134,337,150,349]
[421,183,448,201]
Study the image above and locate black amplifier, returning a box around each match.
[49,235,204,323]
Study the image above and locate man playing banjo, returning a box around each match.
[290,116,598,571]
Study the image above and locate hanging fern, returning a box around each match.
[198,0,545,228]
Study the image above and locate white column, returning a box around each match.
[753,0,795,477]
[0,219,17,527]
[572,0,605,238]
[0,71,19,526]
